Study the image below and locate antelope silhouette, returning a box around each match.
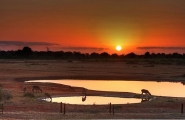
[82,88,87,102]
[141,97,150,102]
[82,95,86,102]
[141,89,152,96]
[45,93,52,102]
[82,88,86,95]
[68,86,75,92]
[32,86,42,93]
[141,89,152,101]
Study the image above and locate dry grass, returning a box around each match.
[0,59,185,119]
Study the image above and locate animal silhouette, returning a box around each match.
[45,93,52,102]
[82,88,87,102]
[141,89,152,96]
[82,95,86,102]
[32,86,42,93]
[141,97,149,102]
[68,86,75,92]
[141,89,153,102]
[82,88,86,95]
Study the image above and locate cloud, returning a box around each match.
[61,47,108,51]
[137,46,185,50]
[0,40,59,46]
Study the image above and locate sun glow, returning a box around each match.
[116,45,122,51]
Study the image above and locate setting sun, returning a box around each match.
[116,46,122,51]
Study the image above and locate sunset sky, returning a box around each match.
[0,0,185,54]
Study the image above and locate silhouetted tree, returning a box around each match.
[111,53,119,58]
[73,51,83,59]
[144,52,150,58]
[100,52,110,58]
[172,52,182,58]
[84,53,90,58]
[1,46,185,60]
[156,53,166,58]
[165,53,172,58]
[150,53,156,58]
[16,50,23,57]
[64,51,73,58]
[90,52,99,58]
[22,46,33,57]
[15,46,33,58]
[54,51,64,59]
[183,53,185,58]
[120,54,125,59]
[125,52,136,58]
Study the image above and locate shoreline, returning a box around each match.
[15,75,185,83]
[1,60,185,119]
[25,78,185,98]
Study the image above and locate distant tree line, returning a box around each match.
[0,46,185,61]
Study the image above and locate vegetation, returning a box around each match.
[0,46,185,64]
[114,105,122,109]
[0,88,13,101]
[23,92,35,98]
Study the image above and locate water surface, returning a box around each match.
[48,96,141,105]
[27,79,185,97]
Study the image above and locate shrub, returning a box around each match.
[0,89,13,101]
[114,105,122,109]
[167,99,174,102]
[23,92,35,98]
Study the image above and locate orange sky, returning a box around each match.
[0,0,185,54]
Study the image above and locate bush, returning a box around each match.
[0,89,13,101]
[114,105,122,109]
[23,92,35,98]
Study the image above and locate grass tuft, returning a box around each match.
[0,89,13,101]
[23,92,35,98]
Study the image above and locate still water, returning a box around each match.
[48,96,141,105]
[27,79,185,97]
